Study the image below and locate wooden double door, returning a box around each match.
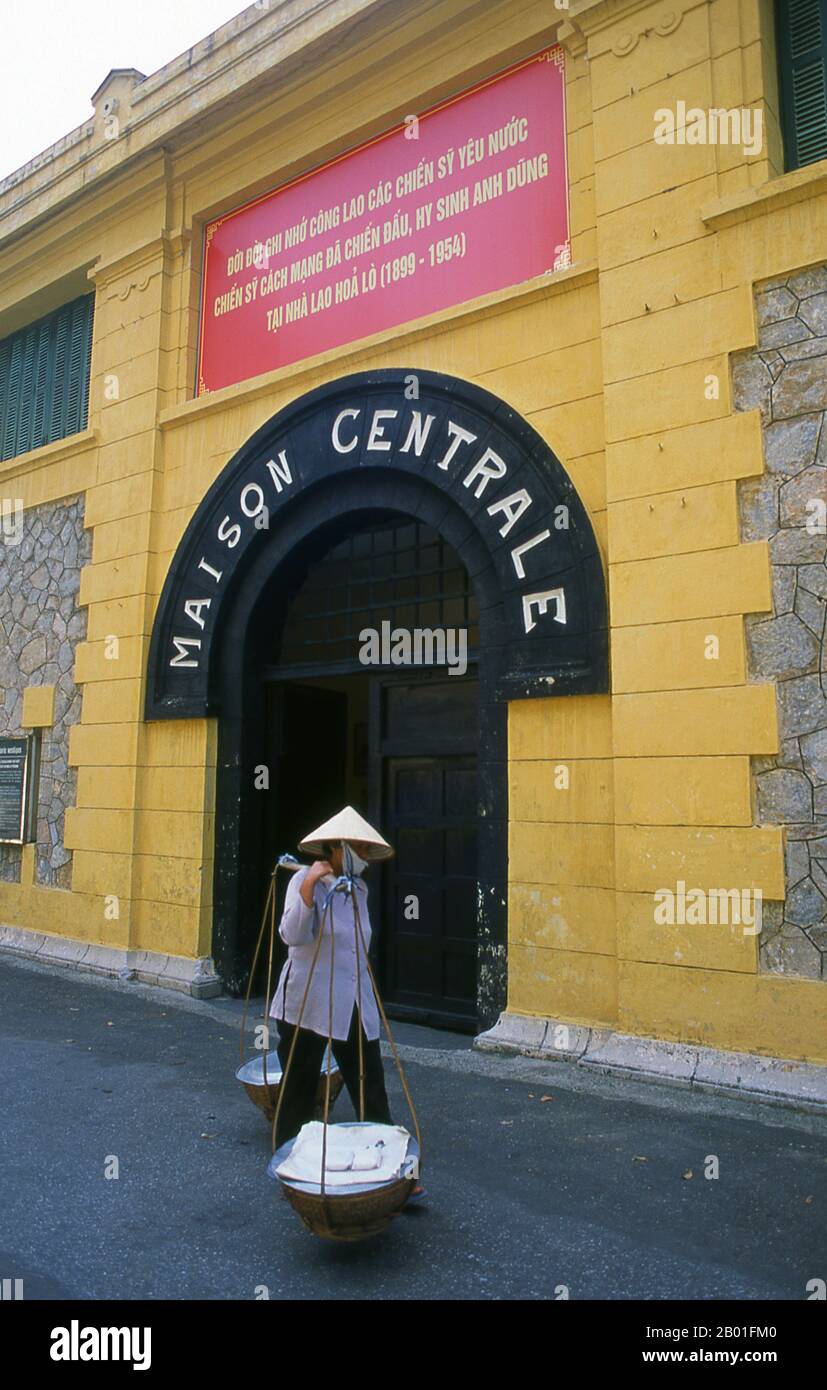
[265,672,479,1031]
[370,674,478,1031]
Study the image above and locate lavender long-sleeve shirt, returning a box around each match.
[268,865,380,1041]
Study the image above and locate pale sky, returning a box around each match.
[0,0,252,180]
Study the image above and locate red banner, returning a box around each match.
[197,47,568,395]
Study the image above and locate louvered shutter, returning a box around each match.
[31,319,52,450]
[48,304,71,441]
[16,326,38,456]
[0,292,94,463]
[2,334,23,460]
[777,0,827,169]
[66,294,93,437]
[0,336,10,453]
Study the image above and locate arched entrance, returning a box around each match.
[145,370,608,1031]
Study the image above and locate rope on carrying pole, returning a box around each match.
[239,870,275,1068]
[270,885,330,1155]
[319,887,335,1213]
[351,882,423,1164]
[343,845,366,1123]
[239,854,300,1077]
[263,867,277,1091]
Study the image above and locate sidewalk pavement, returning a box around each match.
[1,954,825,1300]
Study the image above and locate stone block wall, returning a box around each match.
[732,265,827,979]
[0,496,91,888]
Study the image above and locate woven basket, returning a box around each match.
[280,1172,416,1241]
[242,1068,344,1125]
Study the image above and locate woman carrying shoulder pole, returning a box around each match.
[269,805,425,1199]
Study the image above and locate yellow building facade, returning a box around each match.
[1,0,826,1072]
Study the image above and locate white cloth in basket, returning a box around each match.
[276,1121,411,1187]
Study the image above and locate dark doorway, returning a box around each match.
[259,512,480,1031]
[263,682,348,873]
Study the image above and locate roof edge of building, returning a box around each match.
[0,0,390,240]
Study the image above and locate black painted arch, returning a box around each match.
[145,369,608,720]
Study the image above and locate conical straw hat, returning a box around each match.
[298,805,394,861]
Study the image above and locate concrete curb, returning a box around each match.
[4,932,824,1112]
[0,923,221,998]
[474,1011,827,1113]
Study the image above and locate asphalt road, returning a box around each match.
[1,954,825,1301]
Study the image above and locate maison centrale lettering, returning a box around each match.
[167,406,568,671]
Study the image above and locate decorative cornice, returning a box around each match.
[0,147,169,256]
[87,228,192,286]
[557,18,588,59]
[608,6,682,56]
[567,0,703,54]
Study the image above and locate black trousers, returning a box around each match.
[274,1005,392,1152]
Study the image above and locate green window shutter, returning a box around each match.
[48,304,71,441]
[777,0,827,169]
[31,320,52,450]
[0,336,10,453]
[16,326,38,455]
[2,334,23,460]
[67,294,94,437]
[0,291,94,463]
